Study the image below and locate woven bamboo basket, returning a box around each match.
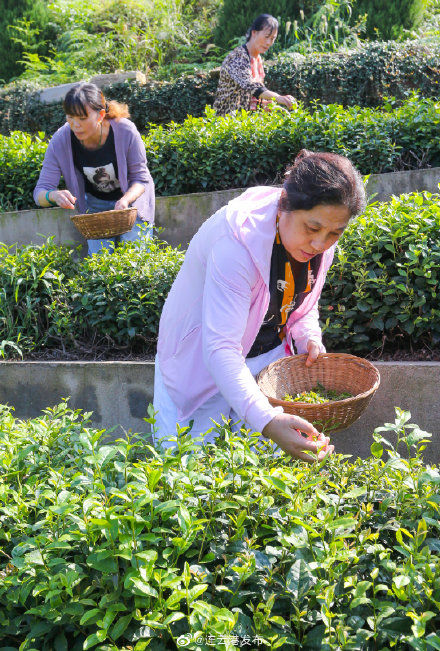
[257,353,380,433]
[70,208,137,240]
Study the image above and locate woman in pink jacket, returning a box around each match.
[155,150,366,460]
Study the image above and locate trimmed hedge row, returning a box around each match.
[0,237,183,359]
[321,191,440,355]
[1,96,439,212]
[1,403,439,648]
[266,41,440,107]
[0,192,439,360]
[0,40,439,136]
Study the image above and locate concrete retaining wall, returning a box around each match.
[1,167,439,252]
[1,361,439,463]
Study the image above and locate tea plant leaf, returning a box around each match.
[80,608,102,626]
[326,516,357,531]
[86,550,118,573]
[163,612,185,625]
[425,633,440,650]
[187,584,208,603]
[286,559,316,600]
[111,614,133,640]
[83,630,106,649]
[343,487,367,499]
[130,579,159,598]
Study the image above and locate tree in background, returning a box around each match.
[0,0,54,84]
[214,0,364,53]
[214,0,427,50]
[214,0,321,49]
[352,0,427,39]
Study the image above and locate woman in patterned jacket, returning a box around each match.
[213,14,295,116]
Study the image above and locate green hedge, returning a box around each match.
[0,40,439,136]
[321,191,440,355]
[0,237,183,359]
[266,41,440,107]
[0,192,439,360]
[1,96,439,212]
[1,402,439,648]
[143,97,440,197]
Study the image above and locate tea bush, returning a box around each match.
[266,40,440,108]
[0,40,439,137]
[0,237,184,358]
[0,130,48,211]
[1,96,439,211]
[1,192,440,360]
[51,237,184,354]
[0,239,76,357]
[320,191,440,355]
[136,96,440,196]
[0,402,439,648]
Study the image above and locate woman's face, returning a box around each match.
[252,27,278,54]
[66,104,105,141]
[278,202,351,263]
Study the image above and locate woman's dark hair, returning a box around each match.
[280,149,366,217]
[246,14,279,41]
[63,82,129,120]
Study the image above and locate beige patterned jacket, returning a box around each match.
[213,45,267,116]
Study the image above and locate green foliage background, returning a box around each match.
[352,0,427,40]
[214,0,320,48]
[0,0,54,83]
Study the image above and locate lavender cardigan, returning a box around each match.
[33,118,155,222]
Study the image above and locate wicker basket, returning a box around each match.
[257,353,380,433]
[70,208,137,240]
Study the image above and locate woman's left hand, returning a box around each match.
[305,339,321,367]
[114,197,130,210]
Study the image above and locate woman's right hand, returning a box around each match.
[276,94,295,110]
[49,190,77,209]
[262,412,333,462]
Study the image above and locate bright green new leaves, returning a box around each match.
[0,236,184,359]
[0,403,439,648]
[1,95,439,209]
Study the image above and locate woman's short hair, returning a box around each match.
[280,149,366,217]
[63,82,129,120]
[246,14,279,41]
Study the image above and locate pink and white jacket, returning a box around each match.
[157,186,335,433]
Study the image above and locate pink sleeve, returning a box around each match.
[202,236,282,433]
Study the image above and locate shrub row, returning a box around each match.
[0,192,439,360]
[1,402,439,648]
[0,40,439,136]
[0,237,184,359]
[321,191,440,355]
[1,95,439,211]
[266,41,440,108]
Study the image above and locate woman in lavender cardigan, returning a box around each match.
[34,82,155,255]
[154,151,366,460]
